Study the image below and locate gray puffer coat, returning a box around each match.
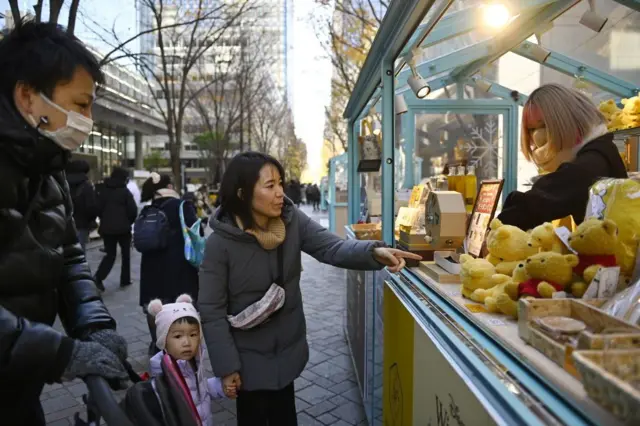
[199,200,384,391]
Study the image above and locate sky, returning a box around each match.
[0,0,333,182]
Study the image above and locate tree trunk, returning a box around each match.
[49,0,65,25]
[33,0,44,23]
[171,133,183,191]
[8,0,21,25]
[67,0,81,35]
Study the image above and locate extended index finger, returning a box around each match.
[391,249,422,260]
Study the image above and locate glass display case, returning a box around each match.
[342,1,640,425]
[327,153,348,236]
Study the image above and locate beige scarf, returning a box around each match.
[533,124,609,173]
[236,216,286,250]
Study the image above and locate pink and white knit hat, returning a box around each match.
[147,294,200,350]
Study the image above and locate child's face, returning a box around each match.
[165,320,201,360]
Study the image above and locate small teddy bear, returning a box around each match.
[495,252,579,318]
[470,273,512,313]
[527,222,565,253]
[459,254,496,300]
[485,218,537,275]
[568,218,618,285]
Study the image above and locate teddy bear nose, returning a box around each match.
[528,243,532,247]
[568,237,572,241]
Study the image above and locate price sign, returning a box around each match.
[465,180,504,258]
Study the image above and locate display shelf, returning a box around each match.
[612,126,640,141]
[397,266,623,426]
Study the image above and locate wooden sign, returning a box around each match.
[466,179,504,257]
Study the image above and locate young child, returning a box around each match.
[147,294,236,425]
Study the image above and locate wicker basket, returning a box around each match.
[518,299,640,377]
[573,349,640,424]
[350,224,381,240]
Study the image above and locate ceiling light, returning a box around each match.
[524,42,551,63]
[483,4,510,29]
[580,0,608,32]
[408,75,431,98]
[395,94,408,115]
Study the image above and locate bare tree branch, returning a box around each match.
[8,0,21,26]
[67,0,81,35]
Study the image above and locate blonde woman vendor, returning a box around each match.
[498,84,627,230]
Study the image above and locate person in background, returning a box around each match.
[65,159,98,250]
[0,21,128,425]
[139,173,200,356]
[199,152,420,425]
[311,184,321,212]
[498,84,627,230]
[127,171,142,213]
[95,166,138,290]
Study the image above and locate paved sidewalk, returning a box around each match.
[42,207,367,426]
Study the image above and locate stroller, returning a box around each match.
[75,355,204,426]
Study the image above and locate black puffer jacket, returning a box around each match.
[66,160,98,230]
[97,175,137,236]
[0,97,116,388]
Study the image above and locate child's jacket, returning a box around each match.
[150,346,225,426]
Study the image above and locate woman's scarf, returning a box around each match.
[237,216,286,250]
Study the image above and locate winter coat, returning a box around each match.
[139,195,199,307]
[97,177,138,236]
[0,96,115,389]
[199,199,385,391]
[149,346,225,426]
[498,133,627,230]
[66,162,98,230]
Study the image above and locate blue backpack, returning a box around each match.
[133,200,172,253]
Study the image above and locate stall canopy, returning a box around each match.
[343,0,640,243]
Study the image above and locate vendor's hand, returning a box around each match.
[223,372,242,399]
[86,329,128,362]
[373,247,422,273]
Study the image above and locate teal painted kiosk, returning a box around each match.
[340,1,640,425]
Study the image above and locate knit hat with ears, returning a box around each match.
[147,294,201,351]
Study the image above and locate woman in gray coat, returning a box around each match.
[199,152,419,425]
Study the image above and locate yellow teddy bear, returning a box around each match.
[495,252,580,318]
[460,254,496,300]
[470,261,531,313]
[568,218,619,286]
[486,219,537,275]
[527,222,565,253]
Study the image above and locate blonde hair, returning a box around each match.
[521,84,605,161]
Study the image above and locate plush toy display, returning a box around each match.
[599,94,640,131]
[460,254,496,300]
[586,176,640,280]
[528,222,565,253]
[485,219,538,275]
[495,252,580,318]
[470,274,511,313]
[568,218,619,285]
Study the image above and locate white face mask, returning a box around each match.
[29,94,93,151]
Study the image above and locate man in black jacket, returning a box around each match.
[66,159,98,250]
[0,22,128,425]
[95,166,138,290]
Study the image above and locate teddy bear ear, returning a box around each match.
[147,299,164,316]
[494,227,510,240]
[489,218,503,231]
[601,219,618,236]
[460,254,473,264]
[544,223,554,230]
[176,294,193,304]
[564,254,579,268]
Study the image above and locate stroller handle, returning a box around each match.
[84,376,135,426]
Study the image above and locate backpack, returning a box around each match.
[133,200,172,253]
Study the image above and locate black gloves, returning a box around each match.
[63,341,128,381]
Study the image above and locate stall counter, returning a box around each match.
[380,267,623,426]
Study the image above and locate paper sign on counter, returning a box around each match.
[554,226,577,254]
[582,266,620,299]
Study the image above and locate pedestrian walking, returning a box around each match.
[198,152,420,426]
[66,159,98,250]
[95,166,138,290]
[138,173,200,356]
[0,21,128,426]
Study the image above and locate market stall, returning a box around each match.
[328,153,348,237]
[341,0,640,425]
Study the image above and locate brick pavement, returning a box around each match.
[41,207,367,426]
